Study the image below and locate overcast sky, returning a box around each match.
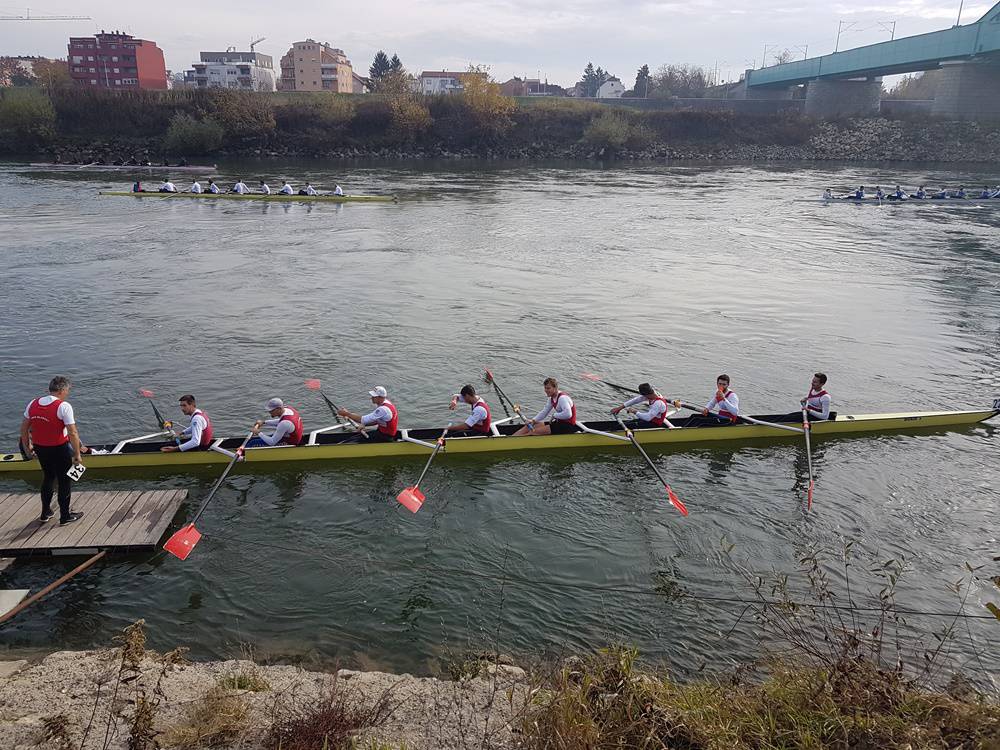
[0,0,992,86]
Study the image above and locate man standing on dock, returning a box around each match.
[19,376,85,525]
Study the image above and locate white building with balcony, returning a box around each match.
[186,50,276,92]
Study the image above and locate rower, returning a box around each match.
[279,181,294,195]
[207,179,221,194]
[874,186,885,200]
[800,373,831,421]
[512,377,581,436]
[854,186,866,199]
[991,185,1000,198]
[955,185,967,199]
[822,188,833,200]
[248,398,304,447]
[892,185,907,200]
[298,182,318,196]
[131,180,142,193]
[334,185,345,196]
[160,395,213,452]
[189,180,202,194]
[701,374,739,423]
[259,180,271,195]
[914,186,926,198]
[443,385,491,437]
[232,179,250,194]
[980,185,992,199]
[611,383,678,429]
[158,178,177,193]
[932,187,949,199]
[337,386,399,442]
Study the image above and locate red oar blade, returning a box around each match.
[304,379,322,391]
[580,372,602,382]
[396,486,425,514]
[139,388,155,398]
[163,523,202,560]
[666,486,688,516]
[807,480,814,510]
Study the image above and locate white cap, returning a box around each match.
[368,386,387,398]
[265,397,284,410]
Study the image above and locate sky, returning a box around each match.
[0,0,993,87]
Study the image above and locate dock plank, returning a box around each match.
[0,490,188,556]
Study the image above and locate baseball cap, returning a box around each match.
[368,386,387,398]
[265,397,284,410]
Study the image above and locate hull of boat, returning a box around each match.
[1,409,995,474]
[99,191,396,203]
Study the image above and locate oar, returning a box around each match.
[303,379,368,439]
[163,428,255,560]
[580,372,636,396]
[802,407,815,509]
[674,401,804,434]
[396,429,448,514]
[483,369,527,423]
[139,389,172,431]
[612,413,687,516]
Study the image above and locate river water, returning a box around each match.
[1,160,998,678]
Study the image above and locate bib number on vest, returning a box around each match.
[66,464,86,482]
[993,398,1000,411]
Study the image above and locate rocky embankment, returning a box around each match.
[0,649,529,749]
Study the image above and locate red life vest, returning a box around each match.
[645,397,669,426]
[28,397,70,447]
[279,407,304,445]
[470,399,491,434]
[713,390,738,422]
[193,409,213,448]
[804,389,828,411]
[378,400,398,437]
[550,392,577,425]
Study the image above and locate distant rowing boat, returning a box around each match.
[817,196,1000,205]
[31,163,217,173]
[99,191,398,203]
[2,406,996,474]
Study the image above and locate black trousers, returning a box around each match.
[35,443,73,520]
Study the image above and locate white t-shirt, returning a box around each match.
[233,182,249,194]
[259,184,271,194]
[257,408,296,446]
[534,393,574,422]
[160,182,176,192]
[334,185,344,196]
[189,181,202,193]
[706,390,740,416]
[24,395,74,441]
[304,185,318,196]
[361,404,393,427]
[280,184,294,194]
[207,183,220,193]
[178,412,209,452]
[452,396,488,428]
[623,395,667,422]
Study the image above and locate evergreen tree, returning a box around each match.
[369,50,391,86]
[389,54,403,73]
[633,64,651,98]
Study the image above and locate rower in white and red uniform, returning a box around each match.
[160,394,213,452]
[338,386,399,442]
[248,397,304,447]
[513,377,581,436]
[443,384,492,437]
[611,382,679,429]
[702,374,740,422]
[800,372,831,421]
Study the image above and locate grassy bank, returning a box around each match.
[5,86,999,162]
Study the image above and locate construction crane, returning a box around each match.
[0,8,91,20]
[249,37,265,52]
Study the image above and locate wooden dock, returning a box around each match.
[0,489,187,557]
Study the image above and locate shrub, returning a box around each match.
[207,90,275,141]
[0,88,56,150]
[267,679,396,750]
[389,97,433,143]
[163,113,223,154]
[458,66,516,142]
[160,686,250,749]
[581,109,654,151]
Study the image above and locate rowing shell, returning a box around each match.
[816,197,1000,205]
[2,408,996,475]
[99,191,397,203]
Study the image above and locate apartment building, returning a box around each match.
[186,51,276,91]
[278,40,353,92]
[67,31,167,90]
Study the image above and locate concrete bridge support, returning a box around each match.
[804,77,882,117]
[932,60,1000,118]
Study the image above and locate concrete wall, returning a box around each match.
[804,78,882,117]
[932,60,1000,118]
[546,97,804,115]
[880,99,934,116]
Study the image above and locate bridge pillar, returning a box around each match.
[804,77,881,117]
[932,60,1000,118]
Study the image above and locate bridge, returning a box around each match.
[737,1,1000,118]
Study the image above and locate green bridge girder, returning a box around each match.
[747,1,1000,88]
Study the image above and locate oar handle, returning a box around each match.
[319,390,368,438]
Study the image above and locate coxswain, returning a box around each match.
[248,398,304,447]
[337,386,399,442]
[512,377,580,436]
[298,182,318,196]
[259,180,271,195]
[160,395,213,452]
[874,186,885,199]
[854,186,866,199]
[131,180,142,193]
[207,179,221,194]
[800,373,831,421]
[702,374,739,422]
[158,179,177,193]
[232,179,250,194]
[19,375,85,525]
[892,185,907,200]
[188,180,202,194]
[914,186,926,198]
[334,185,345,196]
[822,188,833,200]
[443,385,492,437]
[611,383,679,429]
[279,181,294,195]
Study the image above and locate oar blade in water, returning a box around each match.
[304,379,322,390]
[139,388,155,398]
[163,523,202,560]
[396,486,425,514]
[666,486,688,516]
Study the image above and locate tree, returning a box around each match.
[576,62,614,97]
[632,64,651,98]
[773,49,794,66]
[389,54,403,73]
[0,57,36,87]
[459,64,516,141]
[369,50,391,88]
[650,64,709,98]
[884,71,940,100]
[31,59,71,90]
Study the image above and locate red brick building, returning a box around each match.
[68,31,167,90]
